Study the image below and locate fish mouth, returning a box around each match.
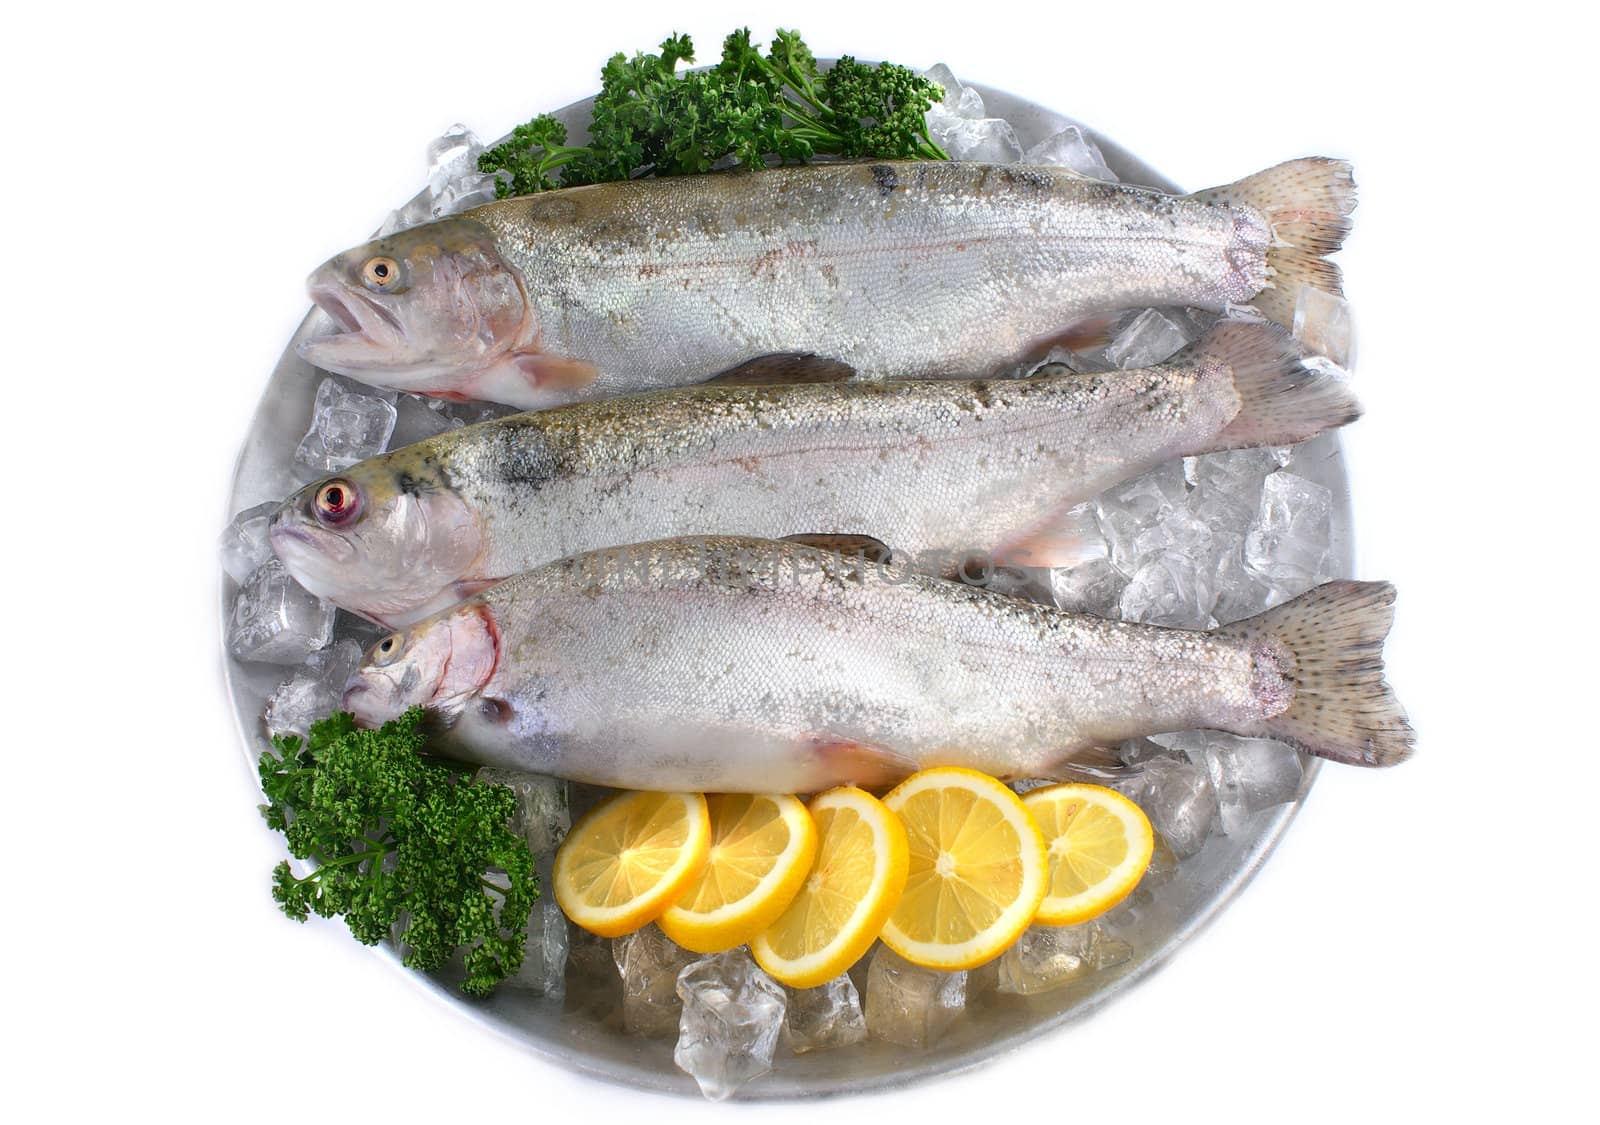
[298,280,407,369]
[268,509,359,571]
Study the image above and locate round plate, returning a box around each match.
[222,80,1351,1098]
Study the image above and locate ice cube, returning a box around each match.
[423,124,481,192]
[294,378,398,473]
[1209,536,1277,625]
[864,946,967,1048]
[996,922,1133,995]
[926,107,1023,163]
[1119,552,1217,629]
[782,974,867,1054]
[505,898,568,997]
[228,560,336,665]
[1199,735,1306,836]
[376,126,511,236]
[1187,448,1281,530]
[1130,507,1216,562]
[1051,557,1127,618]
[475,768,570,857]
[219,501,280,585]
[922,62,961,102]
[1119,736,1180,767]
[1244,472,1333,592]
[674,949,787,1100]
[262,638,362,737]
[922,63,985,118]
[1095,462,1188,576]
[1025,125,1118,182]
[614,925,699,1038]
[390,394,464,447]
[1105,308,1190,369]
[564,923,621,1009]
[1121,755,1218,858]
[1292,285,1356,369]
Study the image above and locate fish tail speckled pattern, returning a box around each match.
[1191,157,1356,330]
[1193,321,1362,451]
[1221,580,1413,766]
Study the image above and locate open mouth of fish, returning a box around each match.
[301,285,405,354]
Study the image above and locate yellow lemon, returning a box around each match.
[879,767,1047,970]
[658,793,819,954]
[1023,783,1154,926]
[553,790,711,938]
[751,787,909,989]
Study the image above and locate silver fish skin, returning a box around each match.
[270,322,1360,626]
[300,158,1356,408]
[343,537,1413,792]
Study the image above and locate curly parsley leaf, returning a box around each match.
[258,708,538,997]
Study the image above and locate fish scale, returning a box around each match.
[298,158,1352,409]
[342,536,1413,791]
[271,321,1363,627]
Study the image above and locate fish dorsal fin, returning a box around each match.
[781,533,894,564]
[706,353,856,386]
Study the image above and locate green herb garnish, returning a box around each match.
[259,709,537,997]
[479,28,948,198]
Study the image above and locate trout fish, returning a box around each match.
[271,321,1359,626]
[300,158,1355,408]
[342,536,1412,791]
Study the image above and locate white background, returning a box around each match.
[4,1,1594,1121]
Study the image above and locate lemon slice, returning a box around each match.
[1023,783,1154,925]
[657,793,819,954]
[880,767,1048,970]
[553,790,711,938]
[751,787,909,989]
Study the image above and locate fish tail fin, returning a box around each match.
[1188,321,1362,452]
[1192,157,1357,330]
[1221,580,1414,767]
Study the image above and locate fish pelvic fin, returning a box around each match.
[1222,580,1414,767]
[1192,157,1356,332]
[1187,321,1362,453]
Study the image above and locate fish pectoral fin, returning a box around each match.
[1041,745,1140,782]
[781,533,894,564]
[990,503,1104,570]
[452,577,502,600]
[509,350,601,391]
[705,353,856,386]
[1020,312,1121,365]
[804,737,918,790]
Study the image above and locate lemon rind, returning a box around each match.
[658,794,818,954]
[879,767,1049,971]
[1024,783,1154,927]
[751,787,909,989]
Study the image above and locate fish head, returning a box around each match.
[268,452,485,625]
[342,601,500,727]
[298,217,535,394]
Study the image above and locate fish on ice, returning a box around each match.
[299,158,1356,408]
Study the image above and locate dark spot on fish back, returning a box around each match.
[871,165,898,198]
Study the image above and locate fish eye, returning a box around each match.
[371,633,406,667]
[361,255,402,291]
[313,479,362,526]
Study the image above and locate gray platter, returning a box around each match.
[222,79,1352,1099]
